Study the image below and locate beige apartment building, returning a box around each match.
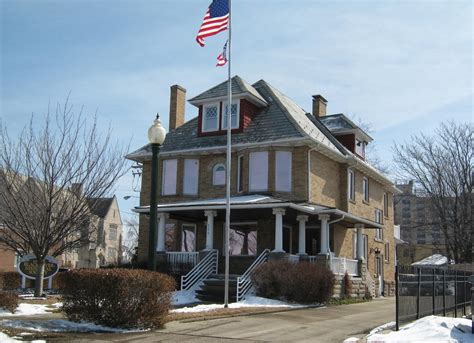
[61,196,123,268]
[127,76,399,299]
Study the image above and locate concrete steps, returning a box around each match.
[195,274,240,303]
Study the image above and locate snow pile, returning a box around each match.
[0,319,145,333]
[172,290,198,306]
[171,296,307,313]
[367,316,472,343]
[0,332,45,343]
[0,303,52,317]
[368,321,396,335]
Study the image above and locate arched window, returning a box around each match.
[213,164,226,186]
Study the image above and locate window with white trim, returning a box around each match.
[363,177,369,202]
[202,103,219,132]
[375,209,383,239]
[348,169,355,201]
[212,164,226,186]
[249,151,268,191]
[237,155,244,192]
[222,102,239,129]
[383,193,389,217]
[355,139,366,158]
[384,243,390,262]
[183,159,199,195]
[162,159,177,195]
[275,151,292,192]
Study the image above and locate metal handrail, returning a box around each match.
[236,249,270,302]
[181,249,218,291]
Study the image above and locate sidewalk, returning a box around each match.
[63,297,395,342]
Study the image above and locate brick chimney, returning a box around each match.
[312,95,327,117]
[169,85,186,131]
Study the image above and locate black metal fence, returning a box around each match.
[395,265,471,330]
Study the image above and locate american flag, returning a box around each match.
[216,41,228,67]
[196,0,229,47]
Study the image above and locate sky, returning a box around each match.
[1,0,472,225]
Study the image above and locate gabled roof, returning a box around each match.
[87,197,114,218]
[189,75,267,107]
[319,114,373,142]
[126,78,345,159]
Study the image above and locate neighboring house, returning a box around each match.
[411,254,451,268]
[0,243,17,272]
[126,76,399,297]
[394,181,445,264]
[61,196,123,268]
[0,169,123,270]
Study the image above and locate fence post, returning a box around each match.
[432,268,436,315]
[442,269,446,316]
[454,271,457,318]
[462,271,466,316]
[395,265,399,331]
[416,268,421,319]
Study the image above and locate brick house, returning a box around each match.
[127,76,399,298]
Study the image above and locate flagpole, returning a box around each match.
[224,0,232,308]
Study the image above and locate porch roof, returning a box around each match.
[133,194,383,229]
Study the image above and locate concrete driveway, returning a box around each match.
[65,297,395,342]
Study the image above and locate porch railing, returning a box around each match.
[307,255,359,276]
[166,252,199,273]
[236,249,270,302]
[329,256,359,276]
[181,249,218,291]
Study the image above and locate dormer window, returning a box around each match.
[222,102,239,129]
[202,103,219,132]
[355,139,366,158]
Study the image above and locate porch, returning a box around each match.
[134,194,382,277]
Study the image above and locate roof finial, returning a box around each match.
[156,113,160,120]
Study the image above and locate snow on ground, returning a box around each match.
[367,316,473,343]
[172,290,198,306]
[171,296,308,313]
[0,319,145,333]
[0,332,45,343]
[0,303,52,317]
[51,302,63,309]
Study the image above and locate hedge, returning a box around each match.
[252,260,335,304]
[0,291,18,313]
[59,268,175,329]
[0,272,21,290]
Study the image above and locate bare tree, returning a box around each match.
[0,100,129,296]
[393,121,473,263]
[123,215,139,263]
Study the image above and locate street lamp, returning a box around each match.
[147,114,166,271]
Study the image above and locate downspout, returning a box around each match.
[326,214,345,256]
[307,146,318,202]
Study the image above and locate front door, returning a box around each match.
[306,228,319,255]
[375,255,384,295]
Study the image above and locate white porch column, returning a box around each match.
[356,223,364,260]
[272,208,286,252]
[297,215,309,255]
[156,213,169,252]
[204,210,217,250]
[318,214,330,255]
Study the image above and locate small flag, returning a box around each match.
[196,0,229,47]
[216,41,228,67]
